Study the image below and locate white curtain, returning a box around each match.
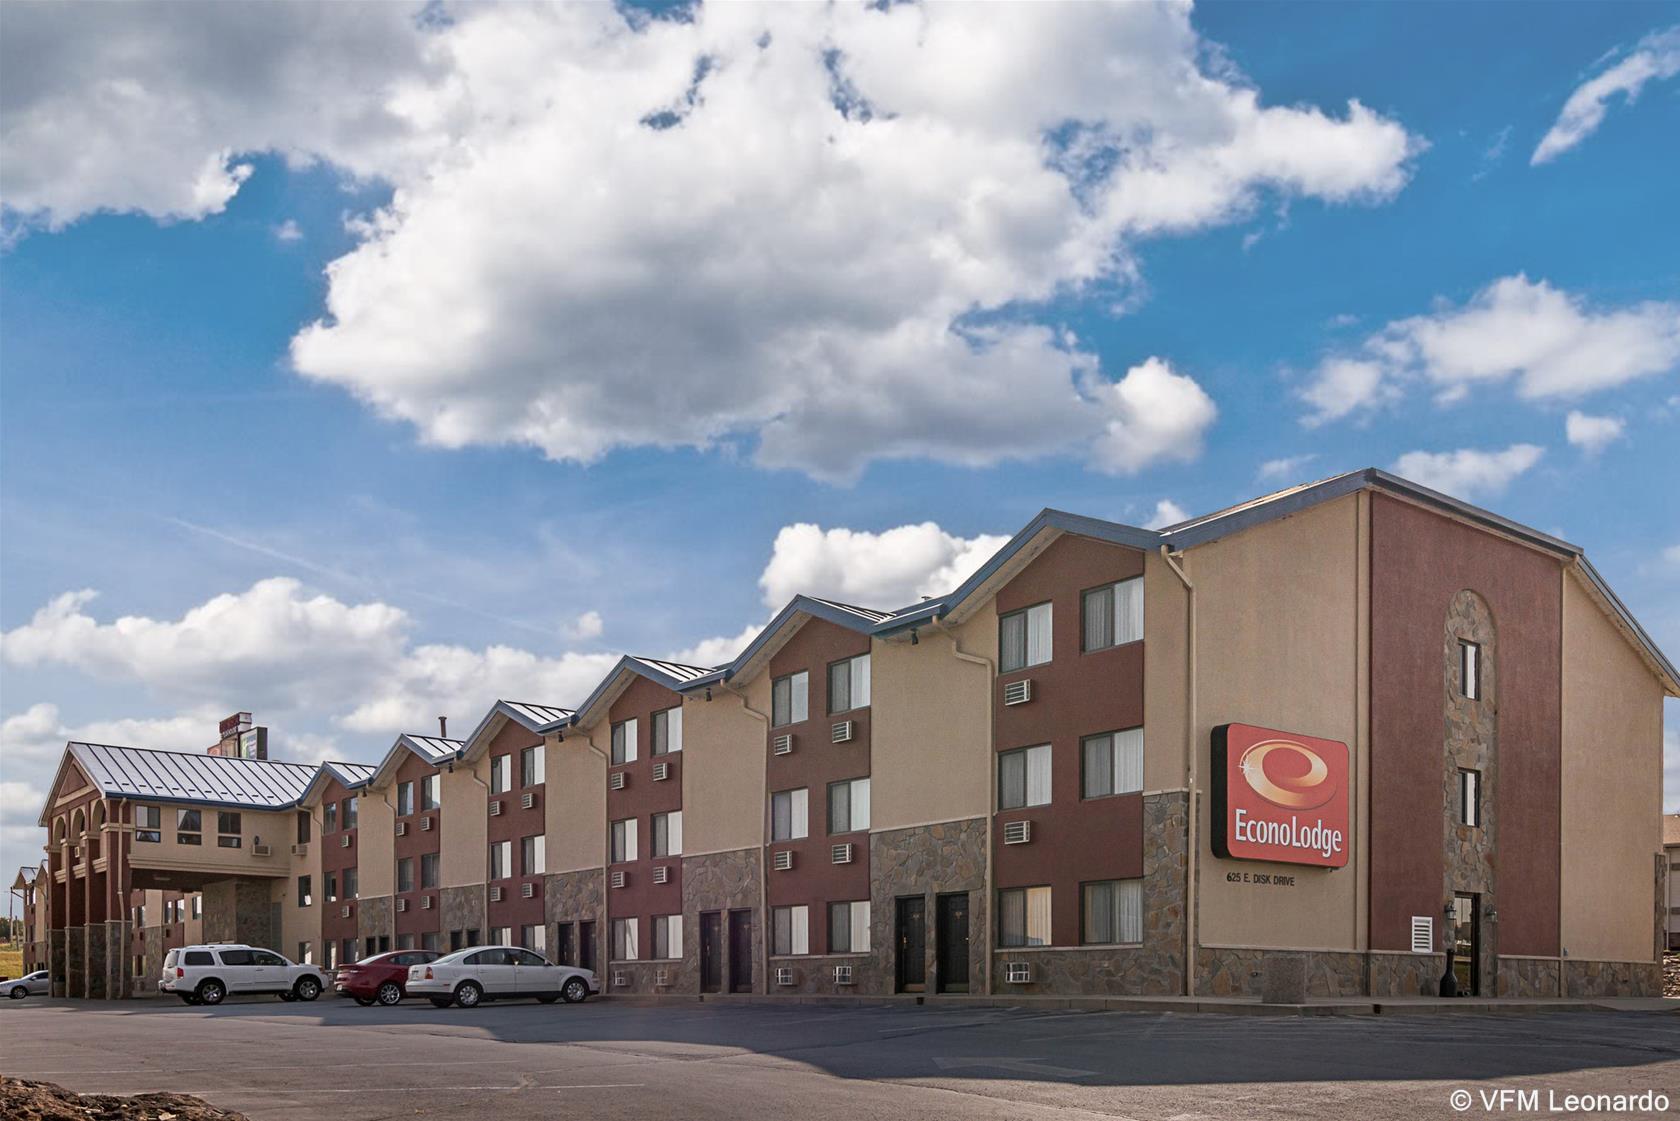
[791,787,808,839]
[791,905,810,955]
[791,671,809,723]
[851,779,870,831]
[1116,880,1142,943]
[853,655,870,708]
[1026,886,1052,946]
[1115,576,1144,645]
[851,902,871,953]
[1026,603,1052,666]
[624,918,639,960]
[1116,727,1144,794]
[1025,745,1052,806]
[667,916,683,960]
[667,811,683,855]
[624,818,638,862]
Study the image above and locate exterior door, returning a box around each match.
[727,909,753,993]
[700,912,724,993]
[579,921,597,973]
[935,893,970,993]
[1452,894,1479,996]
[895,896,926,992]
[557,923,575,967]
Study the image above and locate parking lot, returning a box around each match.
[3,996,1677,1120]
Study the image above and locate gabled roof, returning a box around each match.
[458,699,575,762]
[571,655,714,729]
[46,743,322,824]
[11,866,38,892]
[368,733,464,788]
[719,594,900,685]
[300,760,380,805]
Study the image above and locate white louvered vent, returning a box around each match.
[395,821,407,837]
[772,850,794,871]
[340,904,352,919]
[652,762,670,782]
[521,792,536,810]
[613,970,629,988]
[1005,962,1032,984]
[252,844,272,857]
[1410,916,1434,954]
[396,898,409,913]
[772,734,794,756]
[1003,820,1032,845]
[654,969,670,987]
[290,843,308,856]
[1003,679,1033,706]
[420,816,433,832]
[488,800,502,817]
[340,834,352,848]
[521,882,535,899]
[775,967,794,986]
[653,865,670,885]
[611,870,627,889]
[420,895,433,911]
[834,964,853,985]
[831,843,853,865]
[831,721,853,743]
[489,885,503,903]
[610,772,627,791]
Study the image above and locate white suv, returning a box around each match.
[160,944,327,1006]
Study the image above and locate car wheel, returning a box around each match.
[178,995,199,1005]
[453,981,482,1008]
[354,996,374,1006]
[279,991,297,1002]
[429,997,452,1008]
[537,994,559,1004]
[376,982,403,1006]
[561,977,589,1004]
[294,976,322,1002]
[196,979,226,1006]
[9,987,25,1000]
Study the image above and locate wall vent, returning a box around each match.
[772,734,794,756]
[772,850,794,871]
[420,816,433,832]
[1005,962,1032,984]
[395,821,407,837]
[251,844,272,857]
[1410,916,1434,954]
[490,885,503,903]
[834,964,854,985]
[521,882,535,899]
[521,792,536,811]
[488,800,503,817]
[611,870,627,889]
[654,968,670,987]
[340,834,352,848]
[613,971,630,988]
[610,772,627,791]
[831,721,853,744]
[396,898,409,913]
[653,865,670,885]
[341,904,352,919]
[1003,820,1032,845]
[420,895,433,911]
[652,762,670,782]
[1002,679,1033,706]
[775,967,795,986]
[290,843,308,856]
[831,843,854,865]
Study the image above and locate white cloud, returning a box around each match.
[273,218,303,242]
[758,522,1009,611]
[669,622,765,670]
[1533,26,1680,165]
[1258,453,1319,481]
[339,643,617,735]
[3,2,1416,480]
[1390,444,1544,500]
[1300,275,1680,423]
[1564,410,1625,455]
[1143,499,1189,529]
[566,611,604,641]
[1089,358,1219,474]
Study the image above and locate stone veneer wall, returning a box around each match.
[1197,948,1365,997]
[870,818,988,995]
[202,878,277,948]
[680,849,760,995]
[1564,959,1662,997]
[48,929,66,997]
[1496,956,1560,998]
[545,868,603,967]
[83,923,108,998]
[1443,590,1498,995]
[358,895,393,948]
[1369,950,1444,996]
[992,793,1185,997]
[440,885,486,943]
[139,924,169,996]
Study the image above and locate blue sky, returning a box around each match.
[1,1,1676,880]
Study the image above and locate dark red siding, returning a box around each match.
[485,721,546,936]
[392,750,444,946]
[606,676,686,941]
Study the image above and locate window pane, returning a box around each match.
[828,781,851,834]
[421,852,439,888]
[1115,577,1144,645]
[791,905,809,955]
[999,888,1026,947]
[772,792,792,841]
[772,677,790,726]
[853,654,870,709]
[999,611,1026,673]
[829,903,850,953]
[1025,886,1052,946]
[1026,603,1052,666]
[829,660,851,714]
[1115,727,1143,794]
[851,901,871,953]
[1025,745,1051,806]
[1083,735,1113,798]
[1083,586,1113,652]
[852,779,870,832]
[791,788,808,838]
[999,751,1026,810]
[653,710,668,755]
[667,811,682,855]
[667,706,682,753]
[773,907,792,955]
[791,672,809,724]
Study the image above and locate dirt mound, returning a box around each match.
[0,1077,249,1121]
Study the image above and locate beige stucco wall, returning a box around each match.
[358,787,395,898]
[279,808,323,960]
[1144,549,1190,791]
[871,612,995,831]
[440,761,488,888]
[681,689,766,856]
[1560,570,1664,962]
[125,805,296,881]
[1186,492,1368,954]
[546,732,606,872]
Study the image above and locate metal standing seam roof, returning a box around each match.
[501,701,575,730]
[321,761,378,790]
[397,734,463,765]
[65,742,322,809]
[569,655,716,727]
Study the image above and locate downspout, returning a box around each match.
[727,679,772,995]
[935,617,995,996]
[1160,545,1197,997]
[576,721,611,971]
[377,782,398,949]
[463,758,491,938]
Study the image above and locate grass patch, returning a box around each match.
[0,946,24,979]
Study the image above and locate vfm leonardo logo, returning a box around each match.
[1213,723,1350,868]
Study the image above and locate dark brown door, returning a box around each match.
[556,923,575,967]
[579,920,597,974]
[896,896,926,992]
[700,912,724,993]
[727,909,753,993]
[935,893,970,993]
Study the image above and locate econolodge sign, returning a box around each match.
[1212,722,1349,868]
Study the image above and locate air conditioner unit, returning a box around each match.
[1003,679,1033,706]
[652,762,670,782]
[420,895,433,911]
[290,843,308,856]
[1005,962,1033,984]
[775,967,794,986]
[831,721,853,743]
[612,971,630,988]
[251,844,272,857]
[611,870,627,889]
[831,843,853,865]
[610,772,626,791]
[772,850,794,871]
[489,800,503,817]
[1410,916,1434,954]
[834,964,853,985]
[653,866,670,885]
[654,969,670,987]
[341,905,352,919]
[395,821,407,837]
[521,882,535,899]
[1003,820,1032,845]
[490,885,503,903]
[340,834,352,848]
[419,816,433,832]
[396,898,409,913]
[521,792,535,810]
[772,734,793,756]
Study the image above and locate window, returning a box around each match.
[396,782,414,816]
[770,788,809,841]
[220,948,256,967]
[420,852,440,889]
[1082,577,1143,652]
[1459,769,1481,828]
[651,811,683,858]
[216,812,242,848]
[998,745,1052,810]
[999,602,1053,672]
[521,745,544,787]
[521,834,546,876]
[611,719,638,766]
[611,818,638,863]
[998,886,1052,947]
[652,707,683,755]
[611,917,639,961]
[324,802,338,833]
[653,914,683,960]
[771,905,809,955]
[489,755,511,795]
[827,778,871,834]
[397,933,416,951]
[345,796,359,828]
[828,901,871,953]
[1081,880,1143,945]
[1081,728,1144,799]
[420,773,440,811]
[771,671,809,727]
[296,810,311,844]
[135,805,161,843]
[421,932,440,953]
[192,895,201,919]
[520,924,547,956]
[253,950,287,967]
[397,858,414,894]
[489,840,512,880]
[183,949,213,966]
[298,876,313,907]
[1459,641,1481,700]
[298,942,313,966]
[176,808,202,845]
[325,872,338,902]
[828,654,871,714]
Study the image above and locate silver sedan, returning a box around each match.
[7,970,49,999]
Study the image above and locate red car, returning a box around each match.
[334,950,442,1006]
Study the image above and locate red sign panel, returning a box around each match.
[1212,723,1349,868]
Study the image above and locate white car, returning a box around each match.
[7,970,49,999]
[407,945,598,1008]
[160,944,328,1006]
